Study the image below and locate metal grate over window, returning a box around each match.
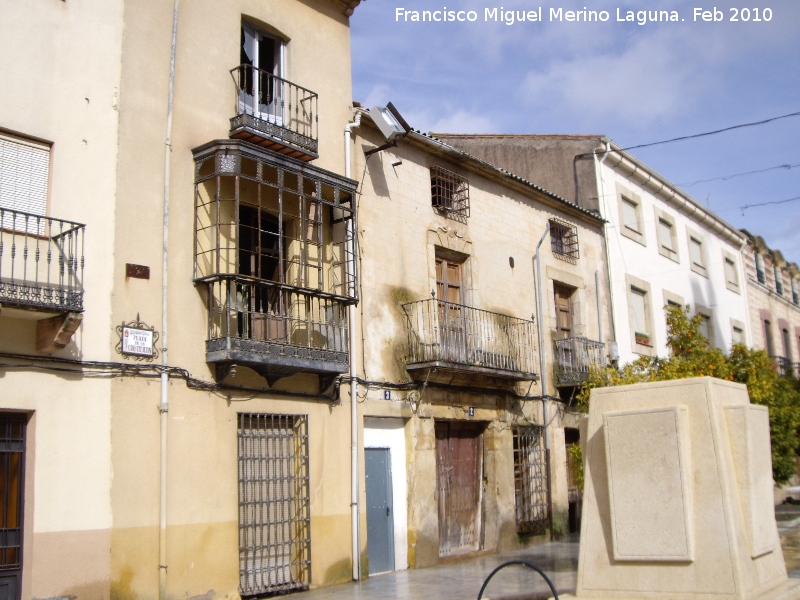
[512,426,549,535]
[238,413,310,596]
[549,218,579,263]
[0,413,25,572]
[430,166,469,221]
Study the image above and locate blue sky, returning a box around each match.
[351,0,800,264]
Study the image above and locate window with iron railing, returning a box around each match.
[430,166,469,221]
[549,218,579,263]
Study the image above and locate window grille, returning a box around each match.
[512,426,548,534]
[238,413,310,596]
[430,166,469,220]
[549,218,579,263]
[0,413,25,573]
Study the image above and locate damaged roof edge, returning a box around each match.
[403,130,606,226]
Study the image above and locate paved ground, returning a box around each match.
[292,537,578,600]
[291,509,800,600]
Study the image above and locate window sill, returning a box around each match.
[620,227,646,247]
[690,264,709,278]
[725,282,741,294]
[658,247,679,263]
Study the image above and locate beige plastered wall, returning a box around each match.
[107,0,359,597]
[0,0,124,597]
[352,123,611,562]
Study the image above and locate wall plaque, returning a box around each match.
[116,314,159,361]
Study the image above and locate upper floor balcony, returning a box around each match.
[0,208,84,314]
[554,336,606,386]
[229,65,318,162]
[773,356,798,379]
[402,298,539,384]
[193,141,357,386]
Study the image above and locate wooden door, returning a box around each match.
[435,421,483,557]
[436,257,465,363]
[554,285,575,370]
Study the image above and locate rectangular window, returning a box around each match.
[430,166,469,220]
[724,258,738,285]
[631,288,648,342]
[764,321,774,356]
[622,198,639,232]
[658,219,674,252]
[698,314,711,343]
[238,413,310,596]
[513,426,548,534]
[549,218,579,262]
[0,133,49,233]
[783,328,792,360]
[774,265,784,296]
[690,238,704,267]
[732,326,745,345]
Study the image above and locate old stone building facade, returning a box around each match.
[741,231,800,375]
[351,116,611,571]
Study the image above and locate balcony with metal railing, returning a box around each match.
[554,336,606,386]
[402,298,539,383]
[229,65,318,161]
[773,356,795,378]
[0,208,84,313]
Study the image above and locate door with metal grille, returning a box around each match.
[435,421,483,557]
[238,414,310,596]
[0,414,25,600]
[513,426,548,534]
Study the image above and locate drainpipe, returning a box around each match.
[159,1,179,598]
[595,271,603,344]
[533,223,553,536]
[344,110,363,581]
[593,141,617,359]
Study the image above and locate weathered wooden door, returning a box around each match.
[435,421,483,557]
[554,285,574,369]
[436,257,465,363]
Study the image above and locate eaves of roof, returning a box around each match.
[328,0,362,16]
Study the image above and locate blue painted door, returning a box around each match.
[365,448,395,574]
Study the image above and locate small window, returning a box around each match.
[698,314,712,344]
[774,265,784,296]
[732,326,745,345]
[631,289,649,344]
[622,198,639,232]
[764,320,774,356]
[549,218,579,263]
[658,219,674,252]
[724,255,740,293]
[430,166,469,220]
[689,238,703,267]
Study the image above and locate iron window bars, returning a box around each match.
[238,413,310,596]
[549,218,579,263]
[513,425,549,535]
[193,141,357,365]
[430,166,469,220]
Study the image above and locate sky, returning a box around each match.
[350,0,800,265]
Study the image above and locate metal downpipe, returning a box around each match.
[159,1,179,598]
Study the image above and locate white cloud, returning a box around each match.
[428,110,497,134]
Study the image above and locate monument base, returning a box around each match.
[556,578,800,600]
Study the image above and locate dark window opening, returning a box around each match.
[430,166,469,221]
[549,218,579,263]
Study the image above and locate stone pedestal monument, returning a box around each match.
[566,377,800,600]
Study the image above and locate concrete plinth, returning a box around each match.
[568,377,800,600]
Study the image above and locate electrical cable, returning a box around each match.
[679,161,800,187]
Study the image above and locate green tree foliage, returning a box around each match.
[577,304,800,485]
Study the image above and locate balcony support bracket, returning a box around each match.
[318,374,337,395]
[36,312,83,355]
[214,362,236,383]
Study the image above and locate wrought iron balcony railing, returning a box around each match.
[230,65,318,161]
[402,298,538,380]
[205,275,349,382]
[554,336,606,385]
[773,356,794,378]
[0,208,84,313]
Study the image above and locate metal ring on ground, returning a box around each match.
[476,560,560,600]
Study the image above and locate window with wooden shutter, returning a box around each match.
[631,289,647,337]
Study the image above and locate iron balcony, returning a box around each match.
[230,65,318,161]
[554,336,606,386]
[773,356,795,378]
[402,298,539,382]
[0,208,84,313]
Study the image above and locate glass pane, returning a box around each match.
[690,239,703,267]
[631,290,647,334]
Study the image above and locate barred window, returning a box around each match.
[549,218,579,262]
[430,166,469,220]
[238,413,310,596]
[512,426,548,534]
